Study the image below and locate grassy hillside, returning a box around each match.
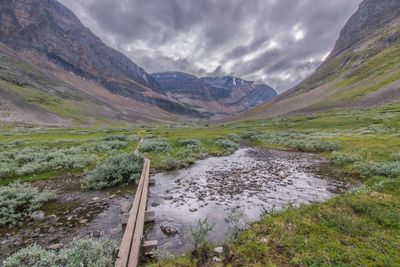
[235,22,400,121]
[0,45,181,127]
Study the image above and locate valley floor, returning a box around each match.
[1,102,400,266]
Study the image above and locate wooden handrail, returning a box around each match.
[115,158,151,267]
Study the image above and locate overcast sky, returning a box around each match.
[59,0,362,92]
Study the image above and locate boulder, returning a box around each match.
[30,211,45,222]
[214,246,224,254]
[160,225,179,235]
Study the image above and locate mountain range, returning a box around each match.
[152,72,276,117]
[0,0,276,126]
[0,0,399,126]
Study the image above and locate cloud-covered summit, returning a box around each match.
[59,0,362,92]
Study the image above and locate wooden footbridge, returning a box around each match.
[115,156,157,267]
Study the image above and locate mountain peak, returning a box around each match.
[330,0,400,58]
[152,72,276,117]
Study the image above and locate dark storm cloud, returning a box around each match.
[59,0,363,92]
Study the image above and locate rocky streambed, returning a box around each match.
[0,176,134,263]
[145,148,355,255]
[0,147,355,264]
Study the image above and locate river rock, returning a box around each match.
[160,225,179,235]
[47,214,58,222]
[213,257,222,262]
[30,211,45,222]
[48,243,64,250]
[92,230,102,238]
[151,202,160,207]
[214,246,224,254]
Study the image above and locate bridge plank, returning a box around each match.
[115,158,149,267]
[127,158,150,266]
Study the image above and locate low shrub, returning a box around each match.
[288,140,341,152]
[47,154,95,170]
[3,244,59,267]
[355,161,400,178]
[189,218,215,252]
[0,183,54,226]
[102,135,127,142]
[0,162,18,178]
[59,238,117,267]
[138,139,171,152]
[16,162,44,176]
[3,238,117,267]
[390,152,400,161]
[329,152,362,166]
[240,132,266,142]
[226,208,250,241]
[0,145,100,178]
[84,141,127,153]
[82,152,144,190]
[216,139,239,151]
[177,139,202,147]
[228,133,241,141]
[161,157,181,170]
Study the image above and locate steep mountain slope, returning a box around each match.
[0,0,205,125]
[152,72,277,117]
[236,0,400,120]
[0,43,180,126]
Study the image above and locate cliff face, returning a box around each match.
[0,0,162,92]
[330,0,400,58]
[152,72,277,117]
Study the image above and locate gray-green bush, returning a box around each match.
[161,157,181,170]
[82,152,144,190]
[0,145,100,178]
[244,131,341,152]
[138,138,171,152]
[226,208,249,241]
[216,139,239,151]
[0,183,54,225]
[189,218,215,252]
[177,138,202,147]
[3,244,59,267]
[329,151,362,166]
[390,152,400,161]
[355,161,400,178]
[286,140,341,152]
[59,238,117,267]
[3,239,117,267]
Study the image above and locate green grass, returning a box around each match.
[144,103,399,266]
[1,102,400,266]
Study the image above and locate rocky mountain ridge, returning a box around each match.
[152,72,277,117]
[0,0,207,118]
[234,0,400,121]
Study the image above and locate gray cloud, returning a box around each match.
[59,0,363,92]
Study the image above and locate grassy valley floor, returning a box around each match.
[1,102,400,266]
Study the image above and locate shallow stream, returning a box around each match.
[145,148,354,255]
[0,148,355,264]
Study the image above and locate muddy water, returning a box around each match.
[145,148,354,255]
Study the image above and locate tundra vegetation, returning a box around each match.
[0,183,54,226]
[0,102,400,266]
[3,239,117,267]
